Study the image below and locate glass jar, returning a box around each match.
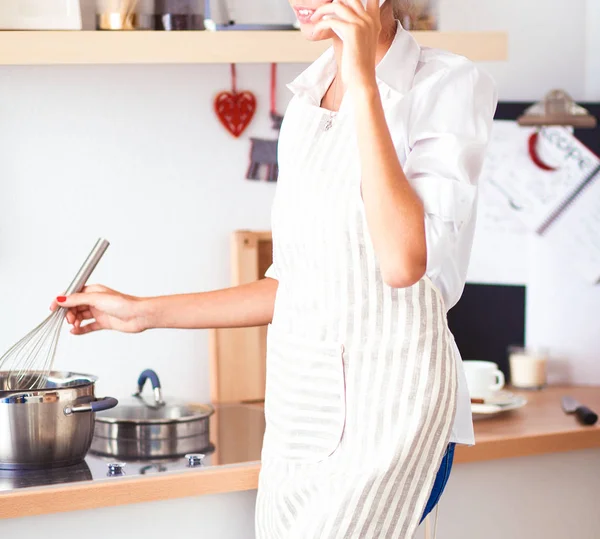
[154,0,204,30]
[508,346,549,390]
[96,0,154,30]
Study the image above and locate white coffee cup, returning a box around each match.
[463,360,505,400]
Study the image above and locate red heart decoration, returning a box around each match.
[214,91,257,138]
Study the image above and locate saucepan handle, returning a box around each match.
[64,396,119,416]
[137,369,161,391]
[135,369,164,405]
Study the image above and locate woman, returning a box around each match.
[53,1,497,537]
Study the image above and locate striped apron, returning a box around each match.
[256,96,458,539]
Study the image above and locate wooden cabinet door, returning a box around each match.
[209,231,272,404]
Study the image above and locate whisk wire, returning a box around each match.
[3,309,66,390]
[0,239,109,391]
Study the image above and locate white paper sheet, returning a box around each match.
[476,120,600,284]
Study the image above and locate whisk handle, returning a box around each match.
[64,238,110,295]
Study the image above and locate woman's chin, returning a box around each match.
[297,23,334,41]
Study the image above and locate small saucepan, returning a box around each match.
[90,369,214,460]
[0,371,118,470]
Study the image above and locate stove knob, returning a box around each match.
[107,462,126,476]
[185,453,205,468]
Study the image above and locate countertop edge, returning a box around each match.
[0,462,261,520]
[454,429,600,463]
[2,429,600,520]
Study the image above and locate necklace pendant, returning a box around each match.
[323,113,335,132]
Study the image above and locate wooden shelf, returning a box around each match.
[0,30,507,65]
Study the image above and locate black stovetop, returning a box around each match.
[0,450,218,492]
[0,403,265,493]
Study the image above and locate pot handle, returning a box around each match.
[64,397,119,416]
[135,369,164,406]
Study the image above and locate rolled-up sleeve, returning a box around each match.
[403,61,497,277]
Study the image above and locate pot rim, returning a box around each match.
[0,371,97,399]
[94,403,215,425]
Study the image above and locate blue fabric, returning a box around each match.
[420,443,456,524]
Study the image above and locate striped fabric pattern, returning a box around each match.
[256,95,458,539]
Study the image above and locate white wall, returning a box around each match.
[440,0,592,101]
[0,62,300,401]
[585,0,600,99]
[415,449,600,539]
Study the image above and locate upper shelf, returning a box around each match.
[0,30,507,65]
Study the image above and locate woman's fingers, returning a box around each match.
[76,310,94,327]
[343,0,369,16]
[311,2,364,24]
[313,18,350,38]
[365,0,381,16]
[70,321,101,335]
[51,285,109,311]
[81,284,110,293]
[56,292,103,309]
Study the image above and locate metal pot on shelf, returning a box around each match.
[90,369,214,460]
[0,372,118,470]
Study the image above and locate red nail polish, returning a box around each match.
[57,296,67,303]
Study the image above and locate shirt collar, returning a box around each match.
[287,20,421,104]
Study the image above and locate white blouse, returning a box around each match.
[266,22,498,445]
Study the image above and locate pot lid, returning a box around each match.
[95,369,213,425]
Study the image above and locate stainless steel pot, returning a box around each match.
[0,371,118,470]
[91,369,214,460]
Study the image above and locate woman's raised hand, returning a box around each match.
[311,0,381,89]
[50,285,149,335]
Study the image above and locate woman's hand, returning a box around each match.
[50,285,148,335]
[311,0,381,89]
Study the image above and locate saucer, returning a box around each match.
[483,390,520,406]
[471,391,527,419]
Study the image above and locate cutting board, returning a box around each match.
[208,230,272,403]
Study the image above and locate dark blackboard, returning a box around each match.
[447,284,526,378]
[495,102,600,155]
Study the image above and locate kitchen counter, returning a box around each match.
[1,386,598,520]
[454,385,600,462]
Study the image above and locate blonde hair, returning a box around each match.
[392,0,413,19]
[392,0,435,30]
[391,0,414,21]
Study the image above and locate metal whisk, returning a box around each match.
[0,238,110,391]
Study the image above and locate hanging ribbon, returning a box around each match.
[270,63,284,130]
[247,64,281,182]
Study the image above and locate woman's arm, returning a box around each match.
[52,278,278,335]
[312,0,426,288]
[352,84,427,288]
[313,1,496,290]
[142,278,278,330]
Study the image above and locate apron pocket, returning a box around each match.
[264,324,347,463]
